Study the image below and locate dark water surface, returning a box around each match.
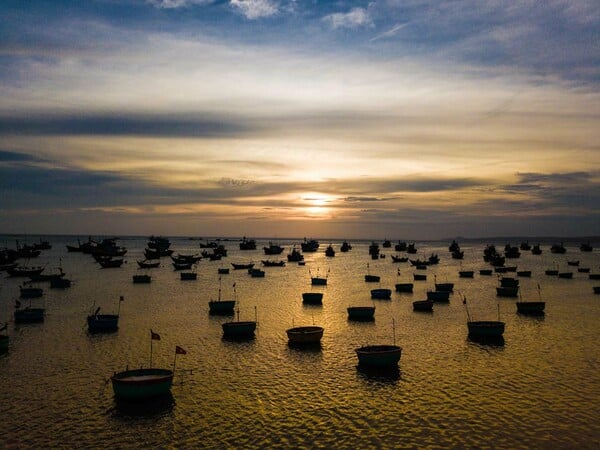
[1,236,599,448]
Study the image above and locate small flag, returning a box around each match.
[119,295,124,301]
[175,346,187,355]
[151,330,161,340]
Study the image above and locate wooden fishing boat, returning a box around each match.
[14,306,45,323]
[172,261,193,271]
[479,269,493,275]
[426,290,450,302]
[365,274,380,282]
[467,321,505,338]
[516,301,545,315]
[261,260,286,267]
[286,326,324,345]
[7,265,44,277]
[545,269,559,276]
[347,306,375,321]
[580,242,593,252]
[301,239,319,253]
[136,259,159,269]
[325,245,335,257]
[391,255,408,263]
[209,278,236,315]
[355,345,402,367]
[111,368,174,400]
[593,286,600,294]
[50,277,72,288]
[577,267,590,273]
[287,247,304,262]
[567,260,579,266]
[311,277,327,286]
[395,283,414,293]
[500,277,519,287]
[239,237,257,250]
[99,258,124,269]
[248,268,265,278]
[434,282,454,292]
[413,299,434,312]
[232,263,254,270]
[222,318,256,338]
[302,292,323,305]
[218,268,230,274]
[180,272,197,280]
[558,272,573,279]
[459,270,474,278]
[517,270,531,277]
[132,274,151,284]
[589,274,600,280]
[496,286,519,297]
[340,241,352,252]
[20,286,43,298]
[263,242,284,255]
[413,273,427,281]
[531,244,542,255]
[371,288,392,300]
[87,297,123,333]
[550,243,566,254]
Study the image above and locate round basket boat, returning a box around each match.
[286,326,324,345]
[355,345,402,367]
[111,368,174,400]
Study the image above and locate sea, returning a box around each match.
[1,235,599,449]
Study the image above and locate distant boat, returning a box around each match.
[180,272,197,280]
[50,277,72,288]
[371,288,392,300]
[479,269,493,275]
[413,273,427,281]
[580,242,593,252]
[567,260,579,266]
[340,241,352,252]
[87,296,123,333]
[464,297,504,339]
[261,260,286,267]
[407,243,417,254]
[301,239,320,253]
[451,250,464,259]
[434,280,454,292]
[239,237,257,250]
[550,243,566,254]
[519,241,531,251]
[302,292,323,305]
[99,258,124,269]
[325,245,335,257]
[7,265,44,277]
[20,285,43,298]
[427,290,450,302]
[517,270,532,277]
[593,286,600,294]
[14,298,45,324]
[395,283,414,293]
[355,345,402,367]
[459,270,474,278]
[222,308,257,338]
[558,272,573,279]
[232,263,254,270]
[218,267,230,275]
[391,255,408,263]
[531,244,542,255]
[209,278,235,315]
[287,247,304,262]
[449,240,460,252]
[310,269,329,286]
[382,239,391,248]
[137,259,160,269]
[347,306,375,321]
[496,286,519,297]
[413,299,434,312]
[263,242,284,255]
[286,326,324,345]
[248,268,265,278]
[395,241,407,252]
[133,274,151,284]
[365,263,379,282]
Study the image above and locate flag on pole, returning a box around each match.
[151,330,161,340]
[175,346,187,355]
[119,295,124,301]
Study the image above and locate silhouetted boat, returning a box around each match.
[301,239,319,253]
[413,273,427,281]
[7,265,44,277]
[451,250,464,259]
[0,324,8,353]
[558,272,573,279]
[391,255,408,263]
[468,321,505,338]
[179,272,196,280]
[310,269,328,286]
[20,286,43,298]
[14,298,45,323]
[459,270,474,278]
[302,292,323,305]
[133,274,151,284]
[99,258,124,268]
[427,290,449,302]
[347,306,375,321]
[325,245,335,257]
[589,274,600,280]
[395,283,414,293]
[407,243,417,254]
[413,299,434,312]
[496,286,519,297]
[550,243,566,254]
[531,244,542,255]
[50,277,71,288]
[209,278,235,315]
[371,289,392,300]
[479,269,493,275]
[567,260,579,266]
[137,259,160,269]
[222,308,257,338]
[356,345,402,367]
[248,268,265,278]
[517,270,532,277]
[232,263,254,270]
[434,280,454,292]
[87,296,123,332]
[340,241,352,252]
[449,240,460,252]
[287,247,304,262]
[239,237,257,250]
[593,286,600,294]
[580,242,593,252]
[263,242,284,255]
[286,326,324,345]
[261,260,285,267]
[519,241,531,251]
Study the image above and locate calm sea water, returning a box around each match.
[1,236,599,448]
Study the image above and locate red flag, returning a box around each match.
[175,345,187,355]
[151,330,161,340]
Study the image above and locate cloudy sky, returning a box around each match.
[1,0,598,239]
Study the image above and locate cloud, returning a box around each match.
[230,0,278,19]
[147,0,214,9]
[323,7,373,29]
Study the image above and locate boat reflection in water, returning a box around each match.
[112,391,175,418]
[356,364,401,383]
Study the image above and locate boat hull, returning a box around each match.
[426,291,449,302]
[87,314,119,332]
[208,300,236,315]
[111,368,174,400]
[347,306,375,321]
[468,321,505,337]
[413,300,434,312]
[355,345,402,367]
[14,308,45,323]
[222,321,257,337]
[302,293,323,305]
[516,301,545,315]
[371,289,392,300]
[286,326,324,344]
[395,283,414,293]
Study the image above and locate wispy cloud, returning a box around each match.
[323,7,373,30]
[147,0,214,9]
[369,22,409,42]
[230,0,279,19]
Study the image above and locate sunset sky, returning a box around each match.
[1,0,598,239]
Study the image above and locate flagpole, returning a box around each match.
[173,351,178,372]
[150,330,153,368]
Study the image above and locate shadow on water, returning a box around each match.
[287,341,323,352]
[356,364,401,384]
[347,317,376,323]
[467,335,506,348]
[517,311,546,319]
[111,392,175,419]
[221,334,256,344]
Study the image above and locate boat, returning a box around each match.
[545,268,559,276]
[180,272,197,280]
[458,270,474,278]
[50,277,72,288]
[133,274,151,284]
[516,301,546,315]
[263,242,284,255]
[517,270,532,277]
[413,273,427,281]
[171,254,202,264]
[286,326,324,345]
[355,345,402,367]
[347,306,375,321]
[0,324,8,353]
[434,280,454,292]
[137,259,160,269]
[111,332,185,400]
[172,261,193,271]
[302,292,323,305]
[222,308,257,338]
[391,255,408,263]
[520,241,531,251]
[310,269,328,286]
[325,245,335,257]
[594,286,600,294]
[287,247,304,262]
[340,241,352,252]
[531,244,542,255]
[395,241,407,252]
[371,288,392,300]
[589,274,600,280]
[467,321,505,338]
[550,242,566,254]
[248,268,265,278]
[504,245,521,259]
[577,267,590,273]
[218,268,230,274]
[426,290,450,302]
[496,286,519,297]
[368,242,380,257]
[7,265,44,277]
[558,272,573,279]
[147,236,171,250]
[364,275,380,282]
[451,250,464,259]
[413,299,434,312]
[208,278,236,315]
[261,260,285,267]
[500,277,519,287]
[144,247,173,259]
[479,269,493,275]
[567,260,579,266]
[99,258,124,268]
[301,239,319,253]
[232,263,254,270]
[14,299,45,323]
[20,286,43,298]
[449,240,460,252]
[428,254,440,265]
[395,283,414,293]
[87,296,123,333]
[580,242,593,252]
[407,243,417,254]
[239,237,257,250]
[495,267,508,273]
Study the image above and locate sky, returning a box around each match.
[0,0,599,239]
